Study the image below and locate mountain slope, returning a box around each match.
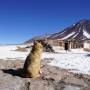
[49,19,90,41]
[25,34,53,43]
[25,19,90,43]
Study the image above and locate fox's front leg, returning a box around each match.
[39,70,42,74]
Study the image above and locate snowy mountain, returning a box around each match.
[25,19,90,43]
[49,19,90,41]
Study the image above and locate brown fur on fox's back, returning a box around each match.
[23,41,43,78]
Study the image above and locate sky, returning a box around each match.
[0,0,90,44]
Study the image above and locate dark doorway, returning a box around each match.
[64,41,69,52]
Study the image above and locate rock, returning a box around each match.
[63,85,81,90]
[64,75,88,87]
[15,46,28,52]
[0,75,29,90]
[0,60,90,90]
[29,80,55,90]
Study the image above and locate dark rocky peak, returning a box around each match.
[25,19,90,44]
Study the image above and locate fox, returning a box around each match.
[23,41,43,78]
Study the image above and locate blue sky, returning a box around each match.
[0,0,90,44]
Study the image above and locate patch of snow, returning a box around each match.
[83,29,90,38]
[42,48,90,75]
[0,45,29,60]
[79,27,81,32]
[72,32,79,38]
[58,32,75,40]
[52,30,66,38]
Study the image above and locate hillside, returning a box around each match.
[25,19,90,43]
[49,19,90,41]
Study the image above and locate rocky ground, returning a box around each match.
[0,59,90,90]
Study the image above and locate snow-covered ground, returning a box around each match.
[0,45,90,75]
[42,48,90,75]
[0,45,29,60]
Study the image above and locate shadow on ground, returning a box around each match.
[86,54,90,57]
[2,68,26,78]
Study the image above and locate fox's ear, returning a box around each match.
[34,40,38,44]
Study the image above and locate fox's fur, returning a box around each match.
[23,41,43,78]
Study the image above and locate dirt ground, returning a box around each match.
[0,59,90,90]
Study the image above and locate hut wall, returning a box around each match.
[84,42,90,49]
[47,39,83,49]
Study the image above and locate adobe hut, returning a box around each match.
[47,38,83,49]
[84,39,90,51]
